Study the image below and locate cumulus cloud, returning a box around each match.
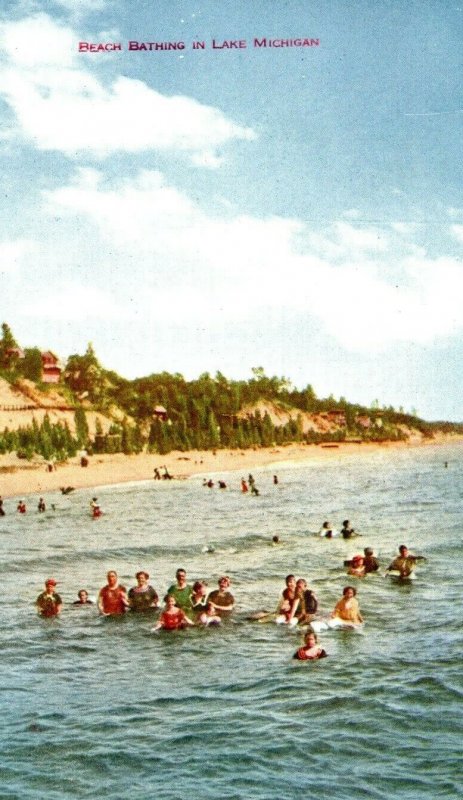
[0,14,256,162]
[0,239,35,274]
[21,282,130,321]
[43,168,463,350]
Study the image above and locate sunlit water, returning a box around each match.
[1,443,462,799]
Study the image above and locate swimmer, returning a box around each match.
[151,595,195,631]
[363,547,380,573]
[37,497,46,513]
[199,601,222,626]
[340,520,357,539]
[17,500,26,514]
[386,545,425,578]
[347,555,366,578]
[330,586,363,626]
[128,571,159,612]
[218,480,227,489]
[271,535,280,546]
[276,575,299,626]
[73,589,94,605]
[319,521,338,538]
[293,631,327,661]
[36,578,62,617]
[207,576,235,616]
[98,571,129,616]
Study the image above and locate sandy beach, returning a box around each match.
[0,435,460,500]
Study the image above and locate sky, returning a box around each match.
[0,0,462,420]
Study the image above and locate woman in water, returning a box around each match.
[293,631,327,661]
[331,586,363,626]
[151,595,195,632]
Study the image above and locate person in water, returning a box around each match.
[340,520,356,539]
[73,589,94,605]
[293,631,327,661]
[37,497,46,513]
[363,547,380,573]
[98,570,129,615]
[241,479,248,493]
[190,580,208,616]
[152,595,194,631]
[166,568,193,613]
[0,497,4,516]
[17,500,26,514]
[128,571,159,612]
[331,586,363,626]
[273,474,279,485]
[276,574,299,625]
[207,576,235,616]
[386,545,424,578]
[319,521,338,538]
[199,601,222,626]
[36,578,62,617]
[347,555,366,578]
[294,578,318,624]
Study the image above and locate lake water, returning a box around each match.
[1,443,462,799]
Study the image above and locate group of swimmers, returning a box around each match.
[35,569,235,632]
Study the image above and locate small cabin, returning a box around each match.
[41,351,62,384]
[153,405,168,422]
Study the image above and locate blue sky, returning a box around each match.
[0,1,462,419]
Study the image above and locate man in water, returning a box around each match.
[207,576,235,616]
[36,578,62,617]
[98,570,129,615]
[340,520,356,539]
[73,589,94,605]
[166,569,193,613]
[386,545,424,578]
[363,547,380,573]
[128,571,159,612]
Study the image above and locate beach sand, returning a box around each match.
[0,435,460,500]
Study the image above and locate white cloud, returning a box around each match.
[21,283,130,321]
[0,14,256,162]
[43,169,463,351]
[450,224,463,244]
[0,239,35,274]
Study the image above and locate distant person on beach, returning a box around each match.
[363,548,380,573]
[273,475,279,485]
[0,497,5,516]
[293,631,327,661]
[92,505,102,519]
[386,545,424,578]
[166,569,193,613]
[331,586,363,626]
[218,480,227,489]
[73,589,94,605]
[241,479,248,493]
[37,497,46,513]
[90,497,98,510]
[36,578,62,617]
[153,468,161,480]
[340,520,357,539]
[128,571,159,612]
[271,535,280,545]
[250,483,260,496]
[98,571,129,615]
[207,576,235,616]
[17,500,26,514]
[319,521,338,538]
[151,595,195,631]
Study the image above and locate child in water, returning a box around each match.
[151,595,195,632]
[293,631,327,661]
[199,601,222,626]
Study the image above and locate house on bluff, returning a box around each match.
[41,351,62,384]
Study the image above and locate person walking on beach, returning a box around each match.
[98,571,129,615]
[36,578,62,617]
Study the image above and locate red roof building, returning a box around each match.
[41,351,62,384]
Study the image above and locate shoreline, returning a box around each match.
[0,434,461,500]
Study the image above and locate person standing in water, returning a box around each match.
[166,569,193,613]
[36,579,62,617]
[128,571,159,612]
[98,571,129,615]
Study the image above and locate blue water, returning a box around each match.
[1,443,462,799]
